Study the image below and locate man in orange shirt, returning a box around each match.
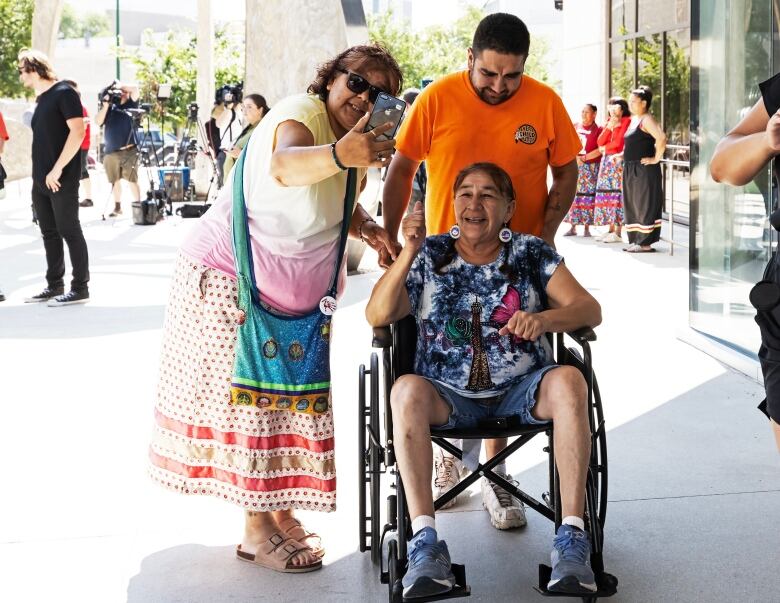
[381,13,581,532]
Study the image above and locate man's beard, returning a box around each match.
[468,69,512,105]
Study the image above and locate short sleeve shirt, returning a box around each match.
[395,72,581,237]
[0,111,9,141]
[405,234,563,397]
[103,99,138,153]
[180,94,366,315]
[30,81,83,184]
[760,73,780,189]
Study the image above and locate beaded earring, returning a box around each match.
[449,224,461,239]
[498,223,512,243]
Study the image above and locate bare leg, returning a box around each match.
[242,510,317,566]
[80,177,92,200]
[772,419,780,453]
[484,438,508,462]
[129,180,141,201]
[391,375,452,520]
[112,180,122,205]
[532,366,591,519]
[615,223,622,237]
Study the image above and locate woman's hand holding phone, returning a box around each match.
[334,112,396,169]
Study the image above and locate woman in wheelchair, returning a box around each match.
[365,162,602,599]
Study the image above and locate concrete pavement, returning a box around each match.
[0,174,778,603]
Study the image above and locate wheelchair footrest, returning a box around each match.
[534,564,617,598]
[397,563,470,602]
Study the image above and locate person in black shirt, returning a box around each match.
[18,48,89,306]
[711,72,780,452]
[96,82,140,217]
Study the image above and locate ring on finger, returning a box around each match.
[376,152,383,161]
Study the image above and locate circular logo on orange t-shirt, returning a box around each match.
[514,124,537,145]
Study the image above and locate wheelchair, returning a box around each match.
[358,315,618,602]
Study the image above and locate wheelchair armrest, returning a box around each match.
[372,326,393,348]
[566,326,597,344]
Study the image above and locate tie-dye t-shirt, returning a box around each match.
[405,234,563,397]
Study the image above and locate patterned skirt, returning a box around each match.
[565,161,600,225]
[148,253,336,512]
[593,154,624,226]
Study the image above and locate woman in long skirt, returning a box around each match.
[149,45,402,573]
[593,98,631,243]
[622,85,667,253]
[564,104,602,237]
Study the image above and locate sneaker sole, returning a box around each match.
[47,298,89,307]
[482,501,527,529]
[402,576,455,599]
[24,298,53,303]
[547,575,597,594]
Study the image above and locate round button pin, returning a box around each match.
[319,296,337,315]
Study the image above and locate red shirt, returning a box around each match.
[0,111,9,141]
[80,105,90,150]
[596,116,630,155]
[576,121,602,163]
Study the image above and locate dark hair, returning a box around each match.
[17,48,56,81]
[308,44,403,101]
[402,87,420,105]
[244,93,270,114]
[435,162,518,280]
[608,96,629,117]
[631,85,653,109]
[472,13,530,57]
[585,103,597,113]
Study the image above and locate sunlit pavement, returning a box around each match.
[1,174,778,602]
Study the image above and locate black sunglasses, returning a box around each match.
[336,68,385,103]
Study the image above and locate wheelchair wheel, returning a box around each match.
[358,353,383,562]
[387,538,402,603]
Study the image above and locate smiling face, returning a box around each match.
[629,93,646,115]
[581,105,596,126]
[467,48,525,105]
[326,61,393,138]
[609,103,623,119]
[454,170,515,246]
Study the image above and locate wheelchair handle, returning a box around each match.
[372,326,393,348]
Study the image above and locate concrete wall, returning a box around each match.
[245,0,367,105]
[561,0,608,123]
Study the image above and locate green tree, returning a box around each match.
[368,6,557,91]
[59,4,110,39]
[0,0,33,98]
[120,27,244,130]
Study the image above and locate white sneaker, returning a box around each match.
[481,473,527,529]
[601,232,623,244]
[432,448,464,509]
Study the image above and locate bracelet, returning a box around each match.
[359,217,375,242]
[330,142,347,170]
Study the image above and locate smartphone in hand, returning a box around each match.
[363,92,406,141]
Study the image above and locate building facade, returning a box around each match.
[563,0,779,373]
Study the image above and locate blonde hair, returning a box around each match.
[17,48,56,81]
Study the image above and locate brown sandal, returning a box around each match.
[236,532,322,573]
[278,517,325,558]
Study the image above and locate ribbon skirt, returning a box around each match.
[148,253,336,512]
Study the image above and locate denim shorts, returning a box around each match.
[429,365,558,430]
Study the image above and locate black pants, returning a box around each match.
[31,180,90,292]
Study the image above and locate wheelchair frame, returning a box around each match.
[358,316,618,602]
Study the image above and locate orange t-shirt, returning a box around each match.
[0,112,8,141]
[396,71,581,236]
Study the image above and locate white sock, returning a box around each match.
[562,516,585,531]
[411,515,436,536]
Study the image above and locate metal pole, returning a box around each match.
[669,165,675,256]
[115,0,120,79]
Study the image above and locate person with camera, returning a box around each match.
[18,48,89,306]
[212,84,244,188]
[149,44,401,573]
[96,81,141,217]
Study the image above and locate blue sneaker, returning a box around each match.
[547,524,597,594]
[401,527,456,599]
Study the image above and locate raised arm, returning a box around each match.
[365,201,426,326]
[711,99,779,186]
[270,112,393,187]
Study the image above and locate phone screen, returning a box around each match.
[364,92,406,141]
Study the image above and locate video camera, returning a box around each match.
[215,81,243,106]
[99,81,123,106]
